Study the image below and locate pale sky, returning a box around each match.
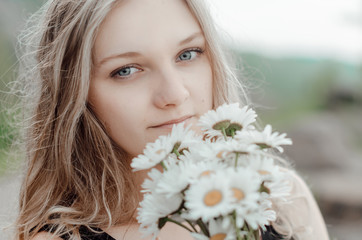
[207,0,362,64]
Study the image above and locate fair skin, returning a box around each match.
[88,0,213,158]
[32,0,329,239]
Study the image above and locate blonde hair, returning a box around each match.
[13,0,294,239]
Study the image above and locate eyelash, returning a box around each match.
[110,47,205,80]
[176,47,205,62]
[110,64,141,79]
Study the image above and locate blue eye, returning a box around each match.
[111,66,141,79]
[177,48,203,62]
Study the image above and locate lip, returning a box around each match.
[150,115,193,129]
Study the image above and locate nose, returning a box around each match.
[153,66,190,109]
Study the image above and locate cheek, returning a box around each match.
[196,58,213,107]
[108,105,149,156]
[88,83,149,157]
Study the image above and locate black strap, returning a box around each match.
[261,225,287,240]
[40,225,115,240]
[78,226,115,240]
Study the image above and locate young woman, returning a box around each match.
[14,0,329,239]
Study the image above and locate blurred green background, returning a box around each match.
[0,0,361,240]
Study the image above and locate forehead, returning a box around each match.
[94,0,203,60]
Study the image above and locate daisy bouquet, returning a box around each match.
[131,103,293,240]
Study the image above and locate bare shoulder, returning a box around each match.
[105,224,146,240]
[30,232,63,240]
[105,222,193,240]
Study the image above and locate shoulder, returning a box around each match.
[284,169,322,205]
[281,169,322,218]
[105,223,190,240]
[283,169,312,196]
[30,232,63,240]
[279,169,330,240]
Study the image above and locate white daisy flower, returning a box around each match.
[131,136,173,171]
[235,124,292,152]
[216,139,259,164]
[181,158,228,184]
[247,155,281,182]
[159,151,227,194]
[264,178,292,200]
[166,123,200,155]
[132,123,199,171]
[216,168,262,229]
[139,222,159,240]
[137,192,183,239]
[178,146,208,163]
[155,162,189,198]
[145,135,173,160]
[160,153,179,170]
[198,103,257,139]
[265,171,292,201]
[147,155,228,202]
[191,218,237,240]
[209,218,237,240]
[227,168,261,207]
[187,138,229,163]
[141,168,163,193]
[183,171,234,222]
[241,196,276,230]
[131,154,151,171]
[246,155,292,199]
[192,138,258,167]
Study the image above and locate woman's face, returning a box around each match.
[89,0,213,157]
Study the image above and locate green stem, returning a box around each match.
[241,225,249,240]
[172,142,181,157]
[160,161,168,171]
[221,127,228,141]
[232,211,242,240]
[254,229,260,240]
[186,219,198,232]
[249,225,256,240]
[196,219,210,237]
[234,152,239,168]
[175,150,180,157]
[231,128,235,138]
[242,223,257,240]
[165,217,193,232]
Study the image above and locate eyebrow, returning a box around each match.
[97,31,204,66]
[98,51,142,66]
[178,31,203,46]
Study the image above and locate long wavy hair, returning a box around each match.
[13,0,296,239]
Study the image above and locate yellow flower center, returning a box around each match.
[204,190,223,206]
[258,170,270,175]
[156,149,165,155]
[210,233,227,240]
[216,151,225,159]
[200,170,214,177]
[232,188,245,201]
